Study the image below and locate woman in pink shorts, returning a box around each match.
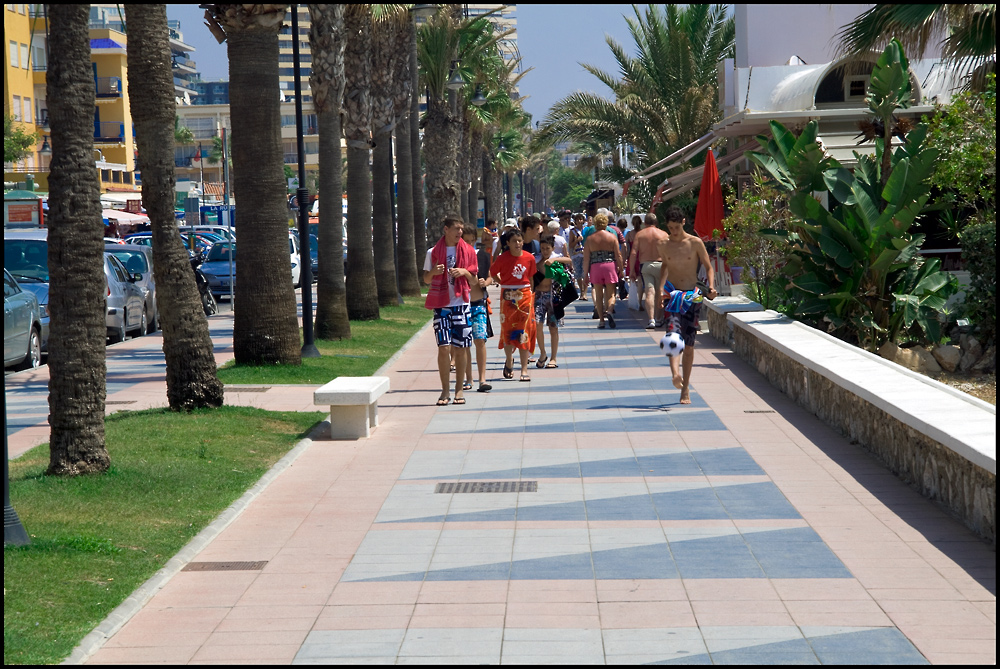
[583,213,623,329]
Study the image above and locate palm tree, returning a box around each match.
[417,6,512,228]
[174,115,194,145]
[836,4,996,89]
[45,4,109,475]
[205,4,301,365]
[126,4,224,410]
[370,7,409,306]
[308,4,351,339]
[409,21,427,283]
[535,5,733,173]
[394,15,421,297]
[343,4,379,320]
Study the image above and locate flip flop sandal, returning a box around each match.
[436,396,451,406]
[453,397,466,405]
[449,365,456,372]
[545,361,558,368]
[607,314,616,329]
[519,374,531,382]
[535,356,548,369]
[463,381,473,390]
[503,364,513,379]
[477,383,493,393]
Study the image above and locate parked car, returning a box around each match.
[200,241,235,298]
[4,228,50,351]
[104,252,147,343]
[179,225,236,242]
[3,268,43,370]
[104,244,158,334]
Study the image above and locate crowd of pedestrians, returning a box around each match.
[423,204,716,405]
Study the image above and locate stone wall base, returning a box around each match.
[732,327,996,545]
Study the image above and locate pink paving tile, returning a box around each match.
[505,601,599,616]
[790,610,896,627]
[598,601,698,628]
[886,602,993,627]
[201,629,309,647]
[596,580,688,602]
[411,602,506,617]
[319,603,415,619]
[694,611,798,627]
[150,574,257,609]
[221,604,325,620]
[114,606,229,631]
[102,629,213,649]
[508,579,598,594]
[910,637,997,656]
[418,581,509,603]
[894,623,997,641]
[506,585,598,604]
[407,614,507,628]
[691,599,788,615]
[215,616,318,632]
[770,578,872,601]
[312,615,414,630]
[920,652,997,665]
[683,579,782,601]
[190,643,301,662]
[86,645,201,664]
[328,582,423,605]
[504,614,603,629]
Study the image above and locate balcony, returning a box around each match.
[96,76,122,98]
[94,121,125,142]
[175,157,193,168]
[35,111,49,128]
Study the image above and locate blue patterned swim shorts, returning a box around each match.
[470,299,492,340]
[433,304,473,348]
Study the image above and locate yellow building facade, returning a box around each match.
[4,6,138,194]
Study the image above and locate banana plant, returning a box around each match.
[748,40,957,351]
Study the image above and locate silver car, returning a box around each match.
[4,228,50,351]
[105,244,157,334]
[3,268,43,369]
[105,253,147,343]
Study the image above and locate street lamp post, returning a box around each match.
[292,5,319,358]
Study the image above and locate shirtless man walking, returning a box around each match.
[629,212,670,329]
[656,206,717,404]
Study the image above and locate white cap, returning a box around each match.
[504,217,518,228]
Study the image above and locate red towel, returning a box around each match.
[424,237,478,309]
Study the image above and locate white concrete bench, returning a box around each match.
[314,376,390,440]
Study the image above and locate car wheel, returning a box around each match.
[135,307,148,337]
[109,311,126,344]
[147,311,157,334]
[15,327,42,371]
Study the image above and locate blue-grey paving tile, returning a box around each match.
[356,571,427,582]
[653,653,715,664]
[423,560,512,581]
[636,452,704,476]
[708,637,820,665]
[520,462,583,478]
[651,488,730,520]
[460,468,522,480]
[509,551,594,580]
[807,629,928,665]
[592,542,679,579]
[377,513,449,524]
[667,410,728,431]
[716,482,801,519]
[516,500,588,521]
[586,494,659,521]
[745,528,853,579]
[670,534,765,579]
[689,447,765,475]
[579,456,642,477]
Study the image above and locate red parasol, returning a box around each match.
[693,150,724,240]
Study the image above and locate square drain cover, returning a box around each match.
[435,481,537,494]
[182,561,268,571]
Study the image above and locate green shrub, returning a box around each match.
[960,219,996,342]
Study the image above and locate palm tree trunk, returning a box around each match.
[228,21,302,365]
[45,4,109,475]
[343,5,379,320]
[469,128,483,228]
[485,151,501,224]
[424,95,462,228]
[395,113,421,296]
[126,4,223,410]
[371,129,398,306]
[314,107,351,339]
[458,116,470,224]
[308,3,350,340]
[409,22,426,281]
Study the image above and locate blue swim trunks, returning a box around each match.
[433,304,473,348]
[470,298,492,340]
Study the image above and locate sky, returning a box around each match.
[166,4,647,124]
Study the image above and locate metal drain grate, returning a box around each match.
[435,481,537,494]
[106,400,136,405]
[182,561,268,572]
[744,410,776,413]
[224,387,271,393]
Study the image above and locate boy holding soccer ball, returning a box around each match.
[655,206,717,404]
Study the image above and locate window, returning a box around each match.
[101,169,111,181]
[122,173,132,184]
[32,44,45,69]
[22,97,31,123]
[12,95,21,121]
[111,171,121,183]
[20,43,28,69]
[845,76,870,101]
[9,40,18,68]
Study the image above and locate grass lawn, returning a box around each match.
[3,407,325,665]
[217,299,432,384]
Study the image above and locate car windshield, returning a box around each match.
[4,239,49,282]
[107,250,149,274]
[206,243,235,262]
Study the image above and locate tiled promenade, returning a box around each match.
[5,297,995,664]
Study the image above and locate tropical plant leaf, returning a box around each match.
[818,233,856,268]
[790,272,828,295]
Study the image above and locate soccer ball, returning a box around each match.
[659,332,685,357]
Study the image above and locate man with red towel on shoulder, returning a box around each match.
[424,216,479,406]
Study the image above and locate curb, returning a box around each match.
[60,418,331,665]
